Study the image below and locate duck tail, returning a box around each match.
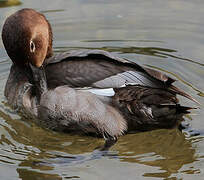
[168,85,200,105]
[147,104,194,129]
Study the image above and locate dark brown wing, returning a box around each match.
[113,85,192,131]
[44,49,196,103]
[44,50,173,87]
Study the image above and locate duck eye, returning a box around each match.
[30,41,35,53]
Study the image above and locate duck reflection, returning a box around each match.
[114,129,196,178]
[0,107,197,179]
[0,107,102,179]
[17,168,63,180]
[0,107,103,154]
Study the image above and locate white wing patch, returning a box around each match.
[79,88,115,96]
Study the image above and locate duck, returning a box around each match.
[1,8,195,148]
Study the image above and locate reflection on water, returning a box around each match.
[0,0,204,179]
[17,169,63,180]
[0,107,198,179]
[117,130,196,178]
[55,45,203,66]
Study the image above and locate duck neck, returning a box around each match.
[29,64,48,101]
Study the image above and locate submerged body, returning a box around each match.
[2,9,194,141]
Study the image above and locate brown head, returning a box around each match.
[2,8,53,67]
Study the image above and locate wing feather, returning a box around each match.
[44,49,197,103]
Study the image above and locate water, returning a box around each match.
[0,0,204,179]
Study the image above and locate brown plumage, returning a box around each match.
[2,9,196,148]
[113,85,191,131]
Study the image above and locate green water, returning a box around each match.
[0,0,204,179]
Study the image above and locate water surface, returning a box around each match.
[0,0,204,179]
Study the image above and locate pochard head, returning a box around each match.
[2,8,53,67]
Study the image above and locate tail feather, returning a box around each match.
[150,104,192,129]
[113,85,195,131]
[152,105,193,120]
[169,85,199,104]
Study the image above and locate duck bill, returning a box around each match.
[29,63,48,97]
